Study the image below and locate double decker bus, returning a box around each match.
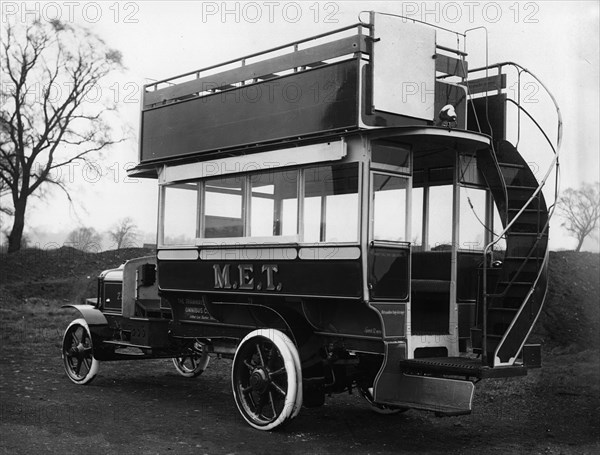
[61,12,561,430]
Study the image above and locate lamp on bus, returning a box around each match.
[438,104,457,129]
[439,104,457,121]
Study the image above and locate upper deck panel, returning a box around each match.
[139,13,471,166]
[142,59,359,163]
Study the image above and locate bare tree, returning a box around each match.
[0,19,125,253]
[1,229,30,251]
[66,226,102,252]
[557,182,600,252]
[108,217,138,250]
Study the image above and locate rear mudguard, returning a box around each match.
[62,304,114,360]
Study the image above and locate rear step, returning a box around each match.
[400,357,527,379]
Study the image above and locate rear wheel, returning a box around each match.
[173,341,210,378]
[62,319,99,385]
[231,329,302,430]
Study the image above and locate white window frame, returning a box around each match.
[157,160,362,248]
[369,170,412,245]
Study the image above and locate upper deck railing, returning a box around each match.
[142,23,371,109]
[141,11,476,111]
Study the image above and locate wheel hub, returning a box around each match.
[249,368,269,393]
[69,344,85,358]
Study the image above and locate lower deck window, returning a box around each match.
[411,187,424,246]
[205,176,244,238]
[373,173,408,241]
[427,185,453,250]
[160,162,359,245]
[459,187,487,250]
[250,170,298,237]
[304,164,359,242]
[163,183,198,245]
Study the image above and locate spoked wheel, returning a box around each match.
[232,329,302,430]
[359,386,408,415]
[172,341,210,378]
[62,318,99,385]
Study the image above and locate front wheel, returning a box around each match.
[62,318,99,385]
[172,341,210,378]
[231,329,302,430]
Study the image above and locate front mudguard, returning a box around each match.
[62,304,115,360]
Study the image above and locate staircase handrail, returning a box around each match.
[465,61,563,152]
[481,65,562,254]
[144,22,371,93]
[477,62,562,366]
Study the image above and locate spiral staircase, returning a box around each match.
[474,139,550,366]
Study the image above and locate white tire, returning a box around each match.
[231,329,303,430]
[62,318,99,385]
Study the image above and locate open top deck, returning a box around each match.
[137,12,479,168]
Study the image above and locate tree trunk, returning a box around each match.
[7,198,27,253]
[575,235,584,252]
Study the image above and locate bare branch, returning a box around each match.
[65,225,102,252]
[0,19,125,252]
[558,182,600,252]
[108,217,138,250]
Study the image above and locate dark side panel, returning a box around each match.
[141,60,359,163]
[457,252,482,302]
[368,246,410,300]
[158,259,362,298]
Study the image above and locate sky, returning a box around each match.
[1,1,599,251]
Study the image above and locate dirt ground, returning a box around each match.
[1,249,599,454]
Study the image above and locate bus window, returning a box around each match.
[304,163,359,243]
[163,183,198,245]
[412,187,424,246]
[204,175,244,238]
[373,174,408,241]
[304,195,322,242]
[427,185,453,249]
[492,205,507,252]
[250,170,298,237]
[459,188,487,250]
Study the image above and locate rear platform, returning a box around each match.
[400,357,528,379]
